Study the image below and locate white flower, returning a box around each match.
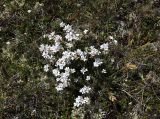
[65,32,73,41]
[62,23,80,41]
[83,97,90,104]
[71,68,76,73]
[83,29,88,34]
[100,43,109,51]
[80,67,88,74]
[56,80,69,91]
[55,83,64,91]
[56,59,66,69]
[60,22,65,27]
[89,46,101,56]
[63,24,72,32]
[79,86,91,94]
[64,67,71,74]
[39,3,43,6]
[66,43,73,48]
[55,50,73,69]
[56,72,70,83]
[86,76,91,81]
[39,44,45,51]
[27,10,31,13]
[93,58,103,67]
[111,58,115,63]
[6,41,10,45]
[50,44,61,53]
[74,96,83,107]
[76,33,80,37]
[42,51,52,59]
[31,109,36,116]
[48,34,53,40]
[76,3,81,7]
[54,35,62,42]
[76,49,87,61]
[43,34,47,38]
[102,69,106,73]
[52,68,60,77]
[108,35,113,40]
[65,31,79,41]
[40,22,115,109]
[76,49,83,56]
[80,56,87,61]
[80,52,87,61]
[113,40,118,45]
[44,64,49,72]
[50,32,55,36]
[60,72,70,80]
[74,96,90,107]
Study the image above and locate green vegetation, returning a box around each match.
[0,0,160,118]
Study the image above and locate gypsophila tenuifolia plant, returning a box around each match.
[1,0,160,118]
[39,21,118,113]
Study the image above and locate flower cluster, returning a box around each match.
[79,86,91,94]
[74,96,90,107]
[39,21,117,107]
[39,33,62,60]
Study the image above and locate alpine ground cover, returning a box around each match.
[0,0,160,118]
